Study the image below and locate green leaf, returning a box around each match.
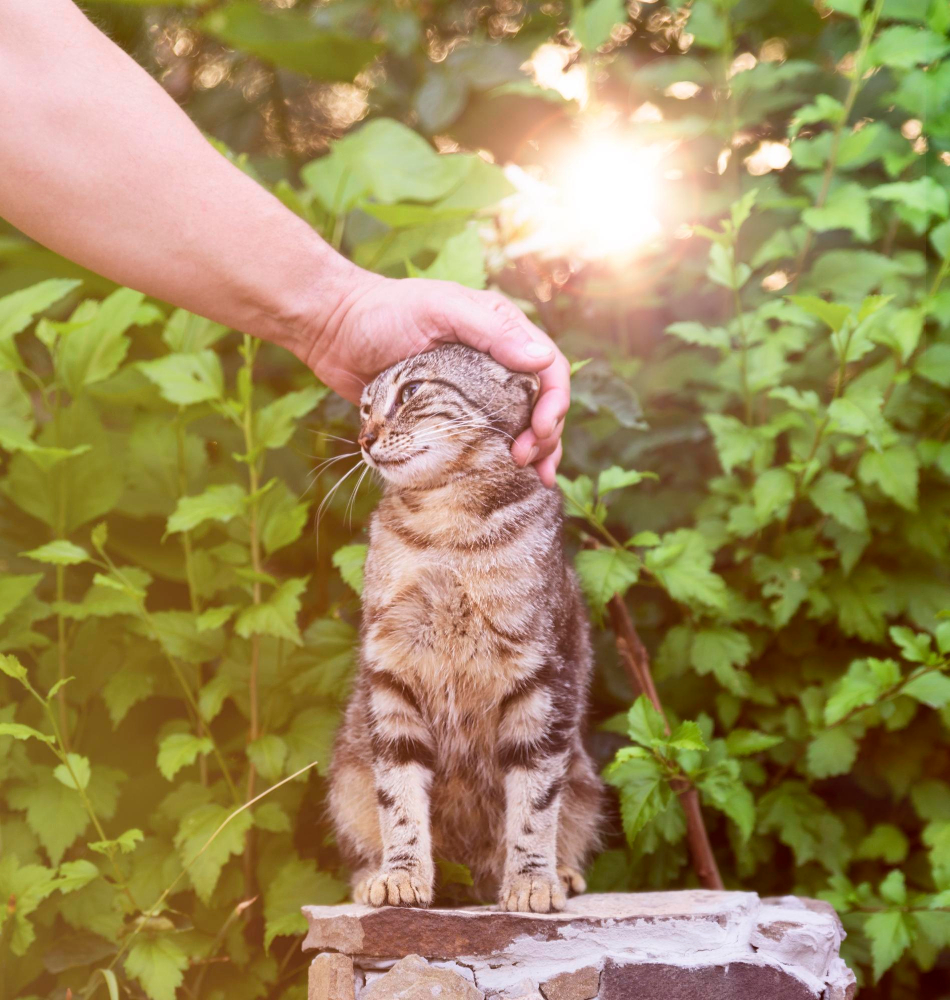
[626,695,667,747]
[752,468,796,523]
[0,279,80,370]
[199,2,382,81]
[686,0,727,48]
[8,769,91,864]
[414,226,486,289]
[162,310,228,353]
[809,471,868,533]
[916,343,950,388]
[571,0,626,50]
[879,869,908,906]
[603,750,669,843]
[646,530,727,610]
[139,350,224,406]
[725,729,783,756]
[825,0,864,15]
[0,653,28,681]
[666,321,730,350]
[788,295,851,333]
[333,544,367,596]
[668,720,708,752]
[89,828,144,856]
[174,804,253,903]
[436,859,474,887]
[59,289,144,395]
[690,626,753,695]
[705,415,761,473]
[157,733,213,781]
[247,734,287,782]
[868,25,949,69]
[902,671,950,709]
[20,540,90,566]
[574,548,641,616]
[124,936,190,1000]
[856,824,909,864]
[235,577,308,645]
[260,482,310,556]
[53,754,91,791]
[858,444,919,511]
[865,910,912,982]
[262,858,347,950]
[698,763,755,842]
[166,484,246,534]
[825,658,901,725]
[889,625,932,663]
[870,178,949,220]
[56,859,100,894]
[597,466,654,496]
[806,727,859,779]
[803,183,872,241]
[254,386,327,450]
[0,722,54,744]
[0,574,42,630]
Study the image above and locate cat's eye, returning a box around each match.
[400,381,422,404]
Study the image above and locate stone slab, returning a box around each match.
[309,953,356,1000]
[302,891,756,960]
[300,891,856,999]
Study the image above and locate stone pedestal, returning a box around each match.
[302,891,855,1000]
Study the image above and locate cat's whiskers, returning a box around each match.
[314,459,366,540]
[345,464,372,530]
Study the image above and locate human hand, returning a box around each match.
[306,268,570,487]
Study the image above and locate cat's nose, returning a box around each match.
[359,428,378,451]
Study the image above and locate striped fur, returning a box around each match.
[328,345,603,912]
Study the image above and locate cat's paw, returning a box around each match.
[499,871,566,913]
[557,864,586,896]
[359,868,433,908]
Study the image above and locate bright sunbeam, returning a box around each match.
[554,138,663,259]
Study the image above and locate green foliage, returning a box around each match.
[2,1,950,998]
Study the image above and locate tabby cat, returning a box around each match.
[328,344,602,912]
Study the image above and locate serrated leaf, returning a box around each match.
[247,734,287,782]
[571,0,626,50]
[668,720,707,752]
[20,540,90,566]
[166,484,246,534]
[603,751,668,844]
[139,350,224,406]
[646,530,727,610]
[254,386,327,451]
[865,910,912,982]
[575,548,641,616]
[806,727,859,778]
[626,695,667,747]
[809,471,868,533]
[825,658,901,725]
[174,804,253,904]
[725,729,783,756]
[59,289,144,395]
[124,936,190,1000]
[234,577,308,645]
[705,415,761,473]
[859,445,919,511]
[157,733,213,781]
[54,754,91,791]
[856,824,909,864]
[89,828,144,856]
[332,544,366,596]
[868,25,949,69]
[902,671,950,709]
[698,763,755,842]
[263,858,347,949]
[0,722,54,744]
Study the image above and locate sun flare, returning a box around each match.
[554,138,663,259]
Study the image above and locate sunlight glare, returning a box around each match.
[554,138,663,259]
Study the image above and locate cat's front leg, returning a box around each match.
[362,669,435,907]
[497,680,571,912]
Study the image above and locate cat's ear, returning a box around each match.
[508,372,541,406]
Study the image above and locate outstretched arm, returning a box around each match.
[0,0,569,483]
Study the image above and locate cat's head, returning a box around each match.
[358,345,539,487]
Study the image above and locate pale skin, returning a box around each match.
[0,0,569,484]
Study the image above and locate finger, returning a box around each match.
[443,286,559,373]
[531,354,571,440]
[511,428,538,467]
[529,419,564,463]
[535,441,562,488]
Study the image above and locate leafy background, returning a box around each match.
[2,1,949,998]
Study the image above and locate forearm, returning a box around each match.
[0,0,354,358]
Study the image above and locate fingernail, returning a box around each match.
[525,342,552,358]
[527,446,539,464]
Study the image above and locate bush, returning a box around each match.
[1,2,949,998]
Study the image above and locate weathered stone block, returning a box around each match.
[362,954,484,1000]
[300,891,856,999]
[539,965,600,1000]
[309,953,356,1000]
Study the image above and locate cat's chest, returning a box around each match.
[362,541,542,698]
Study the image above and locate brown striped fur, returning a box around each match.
[327,345,603,911]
